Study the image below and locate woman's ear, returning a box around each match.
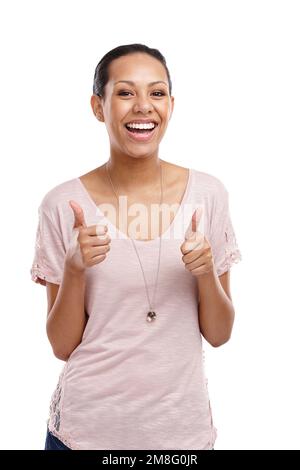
[169,95,175,120]
[90,94,104,122]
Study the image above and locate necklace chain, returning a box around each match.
[105,160,163,318]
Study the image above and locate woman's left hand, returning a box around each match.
[180,207,214,277]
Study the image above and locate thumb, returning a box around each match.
[69,200,87,229]
[185,206,203,240]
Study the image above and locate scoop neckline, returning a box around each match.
[75,167,193,244]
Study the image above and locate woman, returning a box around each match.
[31,43,242,450]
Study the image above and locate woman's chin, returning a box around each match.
[121,141,158,157]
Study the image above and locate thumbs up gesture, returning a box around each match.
[65,200,111,274]
[180,206,214,277]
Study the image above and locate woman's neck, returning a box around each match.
[105,154,164,192]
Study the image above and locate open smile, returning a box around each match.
[124,121,159,143]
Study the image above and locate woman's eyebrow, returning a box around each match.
[114,80,168,87]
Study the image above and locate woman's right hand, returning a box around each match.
[65,200,111,274]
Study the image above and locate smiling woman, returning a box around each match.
[90,45,174,156]
[30,43,242,451]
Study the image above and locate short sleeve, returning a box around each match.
[208,180,242,277]
[30,204,67,286]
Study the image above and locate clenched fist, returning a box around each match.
[65,200,111,274]
[180,206,214,277]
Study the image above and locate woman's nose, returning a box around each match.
[133,97,154,113]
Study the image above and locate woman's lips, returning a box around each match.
[124,125,158,142]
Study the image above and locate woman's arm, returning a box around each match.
[197,268,235,347]
[46,265,87,361]
[45,200,111,361]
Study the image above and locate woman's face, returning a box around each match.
[91,52,174,159]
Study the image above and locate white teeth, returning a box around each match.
[126,122,156,130]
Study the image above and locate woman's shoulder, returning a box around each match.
[164,161,227,202]
[191,168,228,198]
[38,176,80,215]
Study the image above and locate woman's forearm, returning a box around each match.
[197,266,235,347]
[46,264,87,360]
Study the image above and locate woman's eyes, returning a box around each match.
[117,91,166,97]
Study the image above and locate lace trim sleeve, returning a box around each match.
[208,180,242,277]
[30,204,66,286]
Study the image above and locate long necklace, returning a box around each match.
[105,160,163,323]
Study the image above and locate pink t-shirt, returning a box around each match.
[30,167,242,450]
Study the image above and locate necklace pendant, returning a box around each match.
[147,311,157,322]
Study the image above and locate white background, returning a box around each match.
[1,0,299,450]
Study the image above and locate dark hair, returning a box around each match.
[93,43,172,98]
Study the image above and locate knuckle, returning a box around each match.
[97,234,107,240]
[98,234,111,243]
